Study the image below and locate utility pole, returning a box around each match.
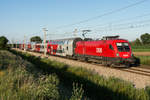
[11,39,14,48]
[43,28,48,56]
[16,40,17,49]
[11,41,13,48]
[73,29,77,37]
[24,35,26,51]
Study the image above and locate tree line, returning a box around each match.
[0,33,150,50]
[0,36,43,49]
[0,36,9,49]
[131,33,150,46]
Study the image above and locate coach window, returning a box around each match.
[53,49,56,53]
[109,44,114,50]
[65,40,68,44]
[66,46,68,50]
[67,40,69,44]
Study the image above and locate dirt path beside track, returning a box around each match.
[133,52,150,56]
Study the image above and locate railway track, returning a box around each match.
[91,63,150,77]
[64,57,150,77]
[115,67,150,77]
[64,56,150,77]
[94,63,150,77]
[69,57,150,77]
[13,49,150,88]
[15,49,150,77]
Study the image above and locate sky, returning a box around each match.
[0,0,150,43]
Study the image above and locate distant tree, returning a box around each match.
[140,33,150,45]
[132,38,142,46]
[30,36,42,43]
[0,36,9,49]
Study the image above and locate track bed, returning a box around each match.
[14,49,150,88]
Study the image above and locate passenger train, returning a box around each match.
[19,36,139,67]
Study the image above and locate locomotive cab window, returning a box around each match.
[116,43,130,52]
[109,44,114,50]
[124,43,130,51]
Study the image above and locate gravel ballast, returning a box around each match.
[16,49,150,88]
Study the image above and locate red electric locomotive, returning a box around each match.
[74,36,137,67]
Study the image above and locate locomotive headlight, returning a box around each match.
[116,53,119,57]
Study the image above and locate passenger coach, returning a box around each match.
[19,35,138,67]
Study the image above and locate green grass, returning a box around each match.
[132,49,150,52]
[131,45,150,65]
[11,50,150,100]
[136,56,150,66]
[131,45,150,52]
[0,50,85,100]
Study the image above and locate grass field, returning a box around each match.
[131,45,150,52]
[131,45,150,66]
[0,50,84,100]
[136,56,150,66]
[10,50,150,100]
[133,49,150,52]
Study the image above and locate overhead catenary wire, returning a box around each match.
[31,16,150,41]
[93,19,150,33]
[56,0,148,29]
[47,20,150,40]
[23,30,43,43]
[49,18,150,39]
[79,12,150,30]
[19,0,149,41]
[85,22,150,40]
[45,0,149,39]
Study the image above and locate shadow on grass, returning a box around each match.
[10,50,140,100]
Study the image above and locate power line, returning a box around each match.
[56,0,148,29]
[24,30,43,43]
[79,12,150,30]
[29,30,42,37]
[84,22,150,40]
[93,19,150,32]
[48,17,150,38]
[21,0,148,40]
[39,13,150,40]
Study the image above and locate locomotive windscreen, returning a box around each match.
[116,43,130,52]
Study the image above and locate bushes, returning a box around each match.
[37,75,60,99]
[42,58,150,100]
[0,67,37,100]
[0,51,60,100]
[0,50,85,100]
[0,68,61,100]
[136,56,150,66]
[70,83,84,100]
[145,86,150,96]
[0,36,9,50]
[12,50,150,100]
